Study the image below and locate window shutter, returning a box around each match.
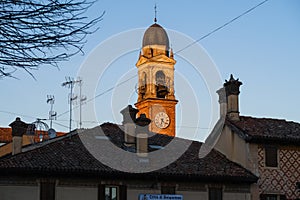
[98,184,105,200]
[265,146,278,167]
[119,185,127,200]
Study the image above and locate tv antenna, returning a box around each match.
[46,95,56,129]
[77,77,87,129]
[32,118,49,142]
[62,77,80,132]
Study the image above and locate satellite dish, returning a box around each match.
[48,128,57,139]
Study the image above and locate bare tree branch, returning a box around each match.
[0,0,104,78]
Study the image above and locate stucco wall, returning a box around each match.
[215,125,259,175]
[0,184,253,200]
[56,186,97,200]
[216,126,248,166]
[215,126,233,158]
[0,185,38,200]
[177,191,207,200]
[223,192,251,200]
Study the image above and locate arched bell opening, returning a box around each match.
[155,70,168,98]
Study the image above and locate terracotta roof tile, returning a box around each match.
[0,128,12,143]
[226,116,300,144]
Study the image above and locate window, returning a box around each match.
[260,194,286,200]
[266,195,277,200]
[105,186,118,200]
[209,188,222,200]
[155,71,168,98]
[99,185,127,200]
[161,186,175,194]
[156,71,166,85]
[140,72,147,99]
[265,145,278,167]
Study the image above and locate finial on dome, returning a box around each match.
[154,4,157,23]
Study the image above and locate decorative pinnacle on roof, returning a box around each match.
[223,74,243,96]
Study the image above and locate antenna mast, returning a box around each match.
[46,95,56,129]
[62,77,79,132]
[77,77,87,129]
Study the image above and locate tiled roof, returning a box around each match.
[0,128,12,143]
[0,123,257,183]
[0,127,65,143]
[226,116,300,145]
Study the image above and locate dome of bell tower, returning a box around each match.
[142,23,169,49]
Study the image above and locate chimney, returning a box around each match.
[135,114,151,157]
[216,87,227,118]
[223,74,242,121]
[120,105,139,147]
[9,117,28,155]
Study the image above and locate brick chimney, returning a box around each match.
[135,114,151,157]
[120,105,139,147]
[9,117,28,155]
[223,74,242,121]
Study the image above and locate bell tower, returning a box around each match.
[135,22,178,137]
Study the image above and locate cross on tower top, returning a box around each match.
[154,4,157,23]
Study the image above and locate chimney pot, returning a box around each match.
[135,114,151,157]
[9,117,28,155]
[120,105,139,146]
[223,74,242,121]
[216,87,227,117]
[224,74,242,96]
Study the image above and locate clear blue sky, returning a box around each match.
[1,0,299,141]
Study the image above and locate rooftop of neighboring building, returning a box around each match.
[226,116,300,145]
[0,127,65,143]
[0,122,258,183]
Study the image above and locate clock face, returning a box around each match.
[154,112,170,129]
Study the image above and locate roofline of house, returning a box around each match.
[225,118,300,146]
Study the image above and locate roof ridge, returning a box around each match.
[240,115,300,124]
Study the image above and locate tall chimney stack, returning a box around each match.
[9,117,28,155]
[223,74,242,121]
[120,105,139,147]
[216,87,227,118]
[135,114,151,157]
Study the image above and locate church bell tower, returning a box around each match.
[135,22,178,137]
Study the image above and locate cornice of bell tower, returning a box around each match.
[136,47,176,67]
